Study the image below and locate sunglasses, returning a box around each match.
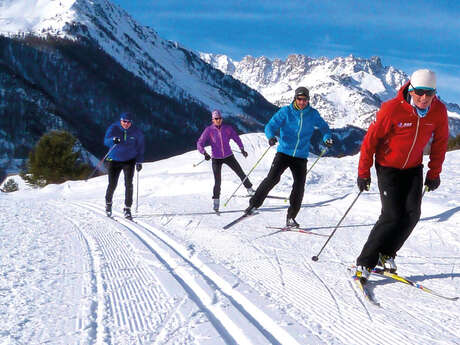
[296,97,309,102]
[121,119,132,123]
[410,85,436,97]
[213,117,223,120]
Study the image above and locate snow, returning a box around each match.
[350,72,386,95]
[1,133,459,345]
[0,0,250,120]
[0,0,75,36]
[448,110,460,120]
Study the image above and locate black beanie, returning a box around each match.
[295,87,309,99]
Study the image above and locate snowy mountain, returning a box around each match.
[0,0,276,176]
[201,53,460,135]
[0,0,270,117]
[2,133,459,344]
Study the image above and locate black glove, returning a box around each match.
[241,150,248,158]
[136,163,142,172]
[113,137,121,144]
[324,138,334,148]
[204,152,211,160]
[357,177,371,192]
[268,137,278,146]
[425,177,440,191]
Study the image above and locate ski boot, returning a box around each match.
[244,204,256,215]
[246,187,256,196]
[286,217,299,228]
[105,203,112,217]
[378,254,397,273]
[124,207,132,220]
[355,265,371,283]
[213,198,220,212]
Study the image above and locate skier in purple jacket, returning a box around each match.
[197,110,255,211]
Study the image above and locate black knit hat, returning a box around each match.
[295,87,309,99]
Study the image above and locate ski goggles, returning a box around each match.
[409,84,436,96]
[295,96,309,102]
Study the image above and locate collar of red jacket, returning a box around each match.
[397,81,440,113]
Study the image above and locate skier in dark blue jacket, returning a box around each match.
[104,112,145,219]
[245,87,334,227]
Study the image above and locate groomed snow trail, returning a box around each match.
[1,136,458,345]
[72,201,312,345]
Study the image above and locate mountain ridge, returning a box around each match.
[0,0,277,177]
[201,52,460,135]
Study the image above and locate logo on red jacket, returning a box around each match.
[397,122,413,128]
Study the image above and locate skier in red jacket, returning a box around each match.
[354,69,449,281]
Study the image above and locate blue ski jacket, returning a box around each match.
[104,122,145,163]
[265,103,332,159]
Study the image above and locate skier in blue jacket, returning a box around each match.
[245,87,334,227]
[104,112,145,219]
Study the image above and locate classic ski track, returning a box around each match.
[76,201,304,345]
[62,203,204,344]
[55,209,110,345]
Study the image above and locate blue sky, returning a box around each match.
[112,0,460,104]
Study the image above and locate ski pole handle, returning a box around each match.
[193,158,206,167]
[85,144,117,181]
[312,191,362,262]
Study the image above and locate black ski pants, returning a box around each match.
[105,159,135,207]
[212,155,252,199]
[356,163,423,268]
[250,152,307,219]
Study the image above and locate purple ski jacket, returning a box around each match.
[197,123,244,159]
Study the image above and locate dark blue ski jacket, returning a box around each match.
[104,122,145,162]
[265,103,332,159]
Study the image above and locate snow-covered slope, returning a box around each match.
[2,133,459,344]
[0,0,76,34]
[0,0,278,176]
[201,53,460,134]
[0,0,270,120]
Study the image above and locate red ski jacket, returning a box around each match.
[358,81,449,180]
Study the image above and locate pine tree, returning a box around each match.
[1,178,19,192]
[21,130,91,187]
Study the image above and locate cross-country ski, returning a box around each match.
[371,267,459,301]
[223,211,258,229]
[266,226,328,237]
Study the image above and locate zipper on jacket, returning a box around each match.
[218,127,224,157]
[293,111,304,156]
[124,130,127,142]
[402,115,420,169]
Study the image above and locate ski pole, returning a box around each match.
[312,190,363,261]
[306,147,327,176]
[135,169,139,214]
[224,145,272,207]
[193,158,206,167]
[85,144,117,181]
